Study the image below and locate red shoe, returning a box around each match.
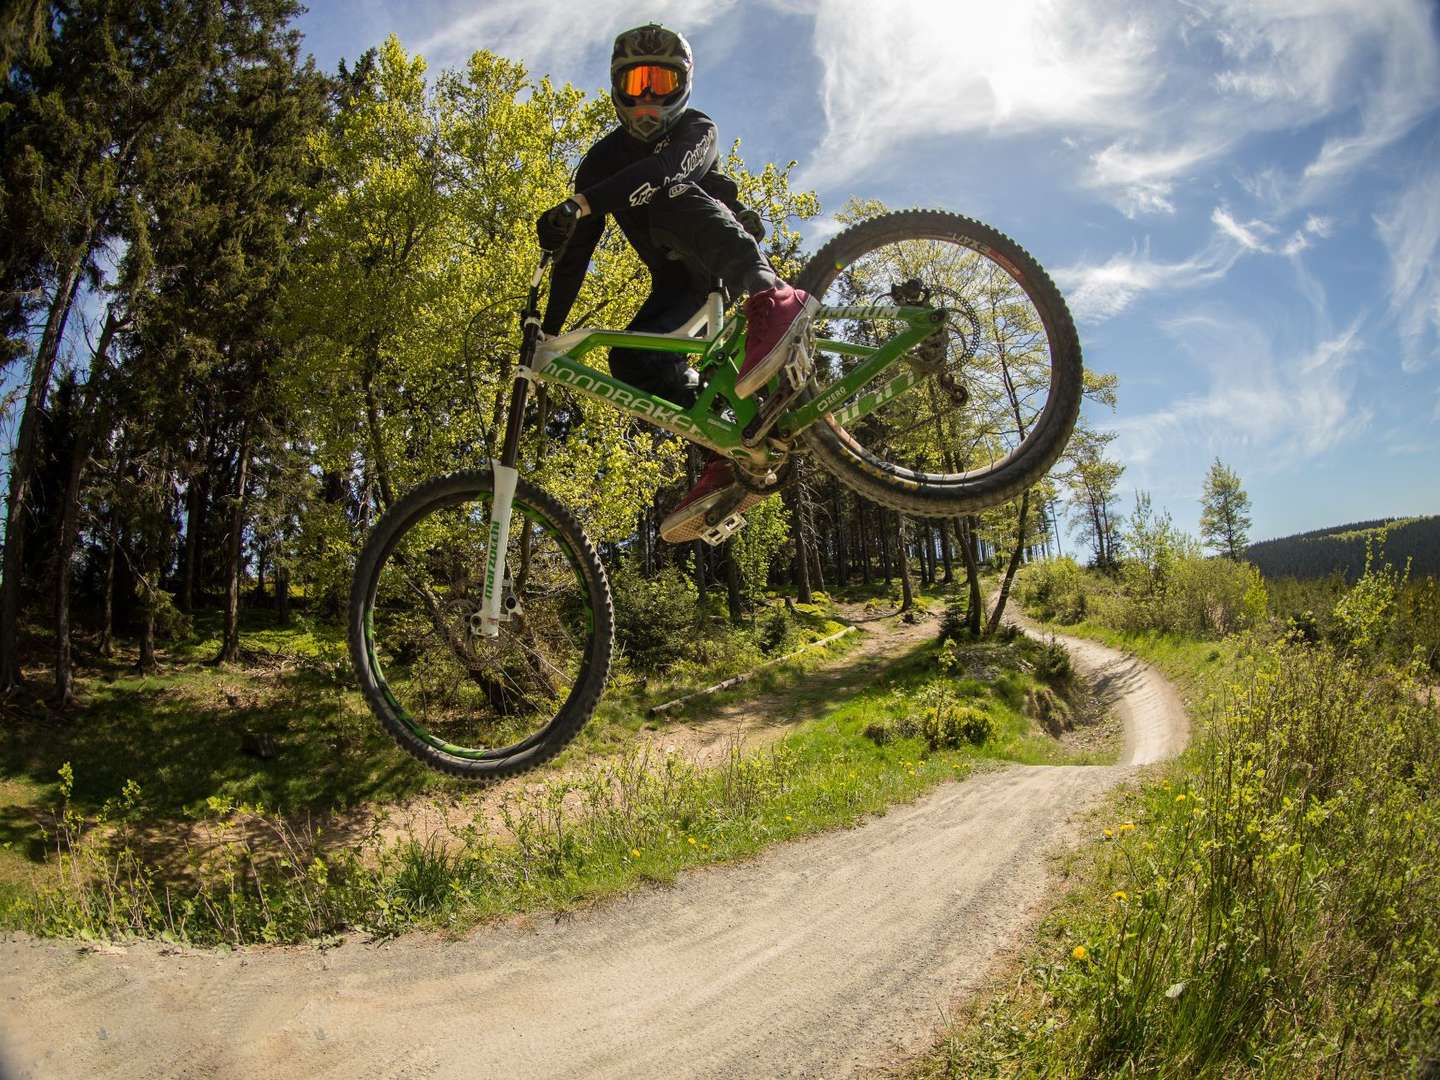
[735,284,819,399]
[660,459,763,544]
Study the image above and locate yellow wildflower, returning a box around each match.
[1175,794,1187,803]
[1072,945,1088,961]
[1103,828,1114,839]
[1119,822,1136,832]
[1112,890,1129,903]
[630,848,641,858]
[785,815,793,822]
[687,837,697,846]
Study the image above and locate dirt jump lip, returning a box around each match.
[0,614,1189,1080]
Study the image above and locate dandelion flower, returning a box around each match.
[1112,890,1129,902]
[1103,828,1114,839]
[687,837,696,846]
[1119,822,1136,832]
[1175,794,1187,803]
[1072,945,1088,961]
[785,815,793,822]
[630,848,641,858]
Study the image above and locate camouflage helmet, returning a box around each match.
[610,23,693,142]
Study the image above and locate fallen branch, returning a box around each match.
[648,625,858,716]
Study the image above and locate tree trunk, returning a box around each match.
[639,508,653,577]
[99,523,117,657]
[723,540,744,625]
[788,487,813,603]
[1,261,82,691]
[986,491,1031,635]
[253,545,267,603]
[960,517,983,635]
[858,498,872,584]
[831,488,846,587]
[808,508,826,594]
[880,509,893,585]
[52,307,121,706]
[217,422,254,663]
[897,514,914,611]
[940,521,955,584]
[138,568,159,675]
[275,563,291,626]
[792,538,812,602]
[179,446,209,613]
[686,449,708,602]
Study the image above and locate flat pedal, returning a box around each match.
[783,337,813,390]
[700,511,747,546]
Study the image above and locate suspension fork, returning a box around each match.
[479,257,549,637]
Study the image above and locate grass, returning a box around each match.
[907,611,1440,1078]
[0,611,1091,946]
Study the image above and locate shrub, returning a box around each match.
[609,563,698,672]
[757,606,795,655]
[939,595,972,642]
[1033,635,1073,688]
[1014,557,1090,624]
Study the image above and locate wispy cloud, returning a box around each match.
[1114,315,1371,475]
[1054,237,1240,322]
[1374,160,1440,373]
[1086,139,1227,217]
[1054,204,1333,322]
[412,0,738,72]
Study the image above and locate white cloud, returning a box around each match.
[1054,238,1239,322]
[1114,315,1371,473]
[800,0,1157,188]
[1211,207,1266,251]
[1374,162,1440,373]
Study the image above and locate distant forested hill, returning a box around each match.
[1246,516,1440,580]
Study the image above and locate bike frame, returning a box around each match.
[478,257,944,635]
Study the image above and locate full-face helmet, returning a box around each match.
[610,23,693,142]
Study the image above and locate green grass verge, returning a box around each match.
[0,627,1086,946]
[908,621,1440,1079]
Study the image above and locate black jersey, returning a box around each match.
[541,109,746,335]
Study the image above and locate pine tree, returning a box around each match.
[1199,458,1252,561]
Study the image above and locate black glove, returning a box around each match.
[735,207,766,241]
[537,199,581,251]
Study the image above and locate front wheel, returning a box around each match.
[795,209,1083,517]
[348,470,613,781]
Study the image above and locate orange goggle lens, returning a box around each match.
[617,64,682,98]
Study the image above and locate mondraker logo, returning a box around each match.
[548,365,703,437]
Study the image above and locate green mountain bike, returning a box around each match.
[348,209,1083,780]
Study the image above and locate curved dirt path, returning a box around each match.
[0,615,1186,1080]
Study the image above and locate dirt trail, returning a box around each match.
[0,612,1187,1080]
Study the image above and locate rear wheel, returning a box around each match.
[795,209,1083,516]
[348,470,612,781]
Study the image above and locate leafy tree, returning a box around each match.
[1061,425,1124,568]
[1199,457,1252,561]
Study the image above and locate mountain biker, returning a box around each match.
[535,22,815,544]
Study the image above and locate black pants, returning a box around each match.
[609,182,777,406]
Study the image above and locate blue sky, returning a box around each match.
[299,2,1438,539]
